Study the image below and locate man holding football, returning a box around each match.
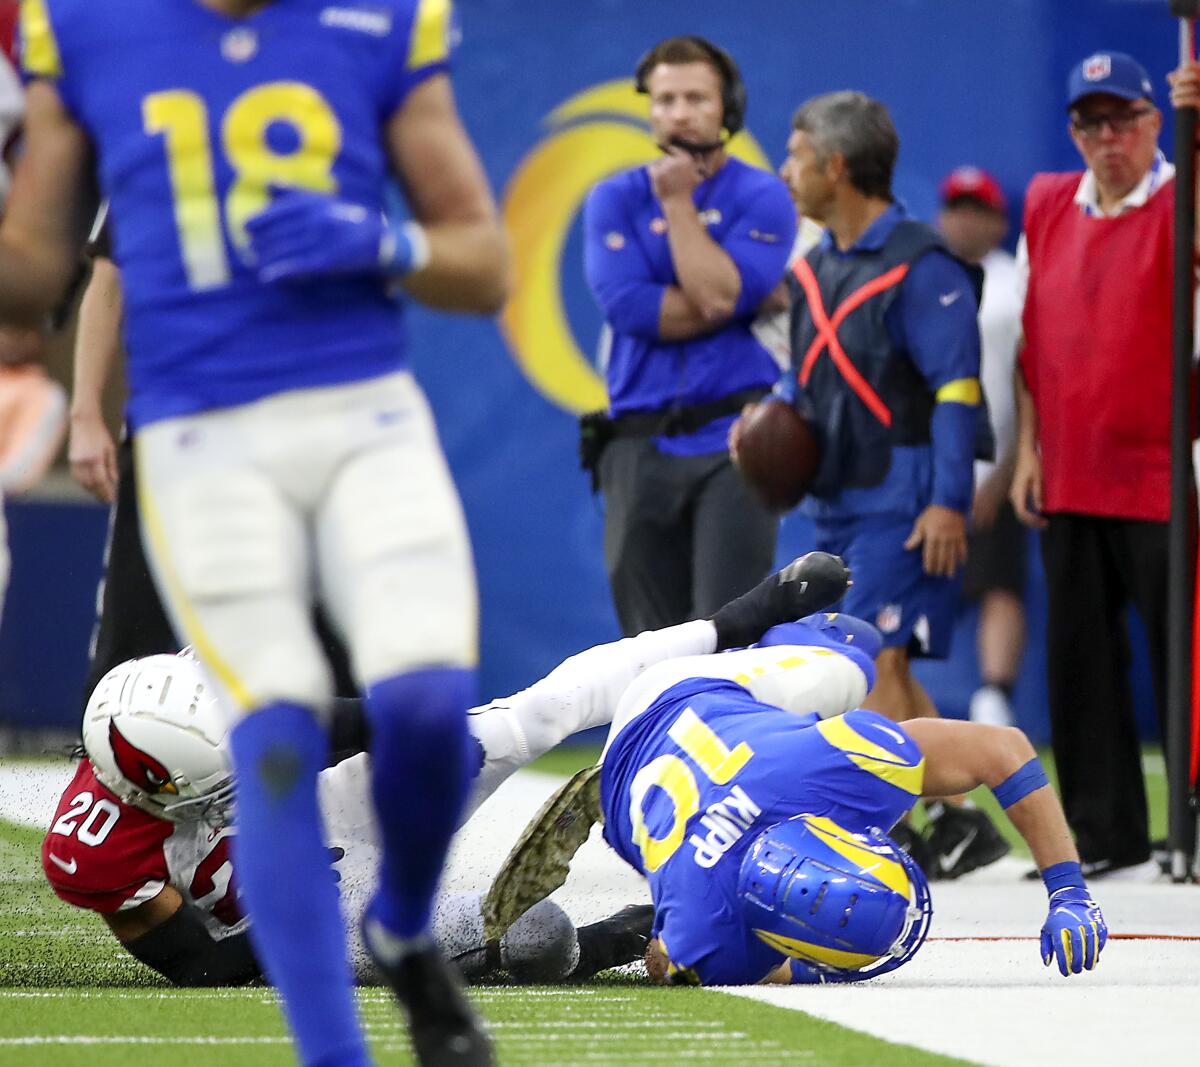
[733,91,1007,880]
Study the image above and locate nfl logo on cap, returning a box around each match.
[1068,50,1155,109]
[1083,54,1112,82]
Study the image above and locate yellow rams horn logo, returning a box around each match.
[500,80,773,414]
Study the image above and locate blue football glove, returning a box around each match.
[1040,886,1107,976]
[246,190,419,283]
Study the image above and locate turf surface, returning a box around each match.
[0,982,981,1066]
[0,746,1168,1066]
[0,784,977,1067]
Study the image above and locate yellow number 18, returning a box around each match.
[143,82,342,291]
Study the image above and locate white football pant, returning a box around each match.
[134,371,477,718]
[604,642,873,756]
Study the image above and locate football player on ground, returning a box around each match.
[44,652,647,988]
[42,553,853,987]
[488,628,1107,987]
[604,639,1105,983]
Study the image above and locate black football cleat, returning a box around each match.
[886,820,936,878]
[569,903,655,981]
[925,802,1011,881]
[710,551,851,650]
[363,920,494,1067]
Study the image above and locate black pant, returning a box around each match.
[599,437,778,636]
[82,436,358,711]
[81,436,179,706]
[1040,512,1180,866]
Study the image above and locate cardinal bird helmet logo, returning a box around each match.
[108,720,179,795]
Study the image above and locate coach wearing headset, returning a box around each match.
[582,35,796,636]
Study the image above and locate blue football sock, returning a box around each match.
[230,703,370,1067]
[364,667,475,939]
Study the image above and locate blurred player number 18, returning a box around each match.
[629,709,755,872]
[144,82,341,290]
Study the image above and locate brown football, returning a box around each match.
[733,399,819,512]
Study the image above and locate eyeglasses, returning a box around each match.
[1070,107,1154,139]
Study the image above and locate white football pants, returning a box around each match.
[134,371,476,718]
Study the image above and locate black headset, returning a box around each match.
[634,36,746,138]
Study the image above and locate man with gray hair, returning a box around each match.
[733,91,1007,878]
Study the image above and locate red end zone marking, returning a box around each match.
[930,934,1200,942]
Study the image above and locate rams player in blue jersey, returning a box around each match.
[595,617,1107,986]
[4,1,508,1065]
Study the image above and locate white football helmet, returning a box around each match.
[81,652,233,825]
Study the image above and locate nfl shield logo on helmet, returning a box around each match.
[1083,54,1112,82]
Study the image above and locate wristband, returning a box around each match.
[380,219,431,276]
[991,756,1049,809]
[1041,860,1085,896]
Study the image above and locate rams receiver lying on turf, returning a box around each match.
[488,627,1108,986]
[41,553,852,986]
[591,633,1108,984]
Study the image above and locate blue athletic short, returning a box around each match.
[811,512,960,659]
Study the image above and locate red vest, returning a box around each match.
[1020,171,1173,521]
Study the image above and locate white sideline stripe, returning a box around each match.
[486,1055,760,1065]
[471,991,638,1000]
[461,1032,752,1043]
[4,929,111,938]
[0,1037,292,1046]
[0,991,282,1001]
[486,1021,731,1030]
[0,1032,762,1051]
[5,961,143,970]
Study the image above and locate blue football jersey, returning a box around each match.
[583,158,795,456]
[20,0,458,428]
[601,680,924,985]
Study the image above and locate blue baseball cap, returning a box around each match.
[1067,52,1155,110]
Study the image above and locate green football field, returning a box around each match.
[0,809,972,1067]
[0,747,1168,1067]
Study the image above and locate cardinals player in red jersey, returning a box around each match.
[43,650,644,987]
[43,552,853,987]
[45,652,258,984]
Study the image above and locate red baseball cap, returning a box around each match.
[939,166,1007,213]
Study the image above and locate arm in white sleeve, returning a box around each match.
[461,620,717,821]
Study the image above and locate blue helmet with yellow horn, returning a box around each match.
[737,813,932,979]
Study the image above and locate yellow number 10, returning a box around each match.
[628,708,754,872]
[143,82,343,291]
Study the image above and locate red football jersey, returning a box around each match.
[42,761,246,939]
